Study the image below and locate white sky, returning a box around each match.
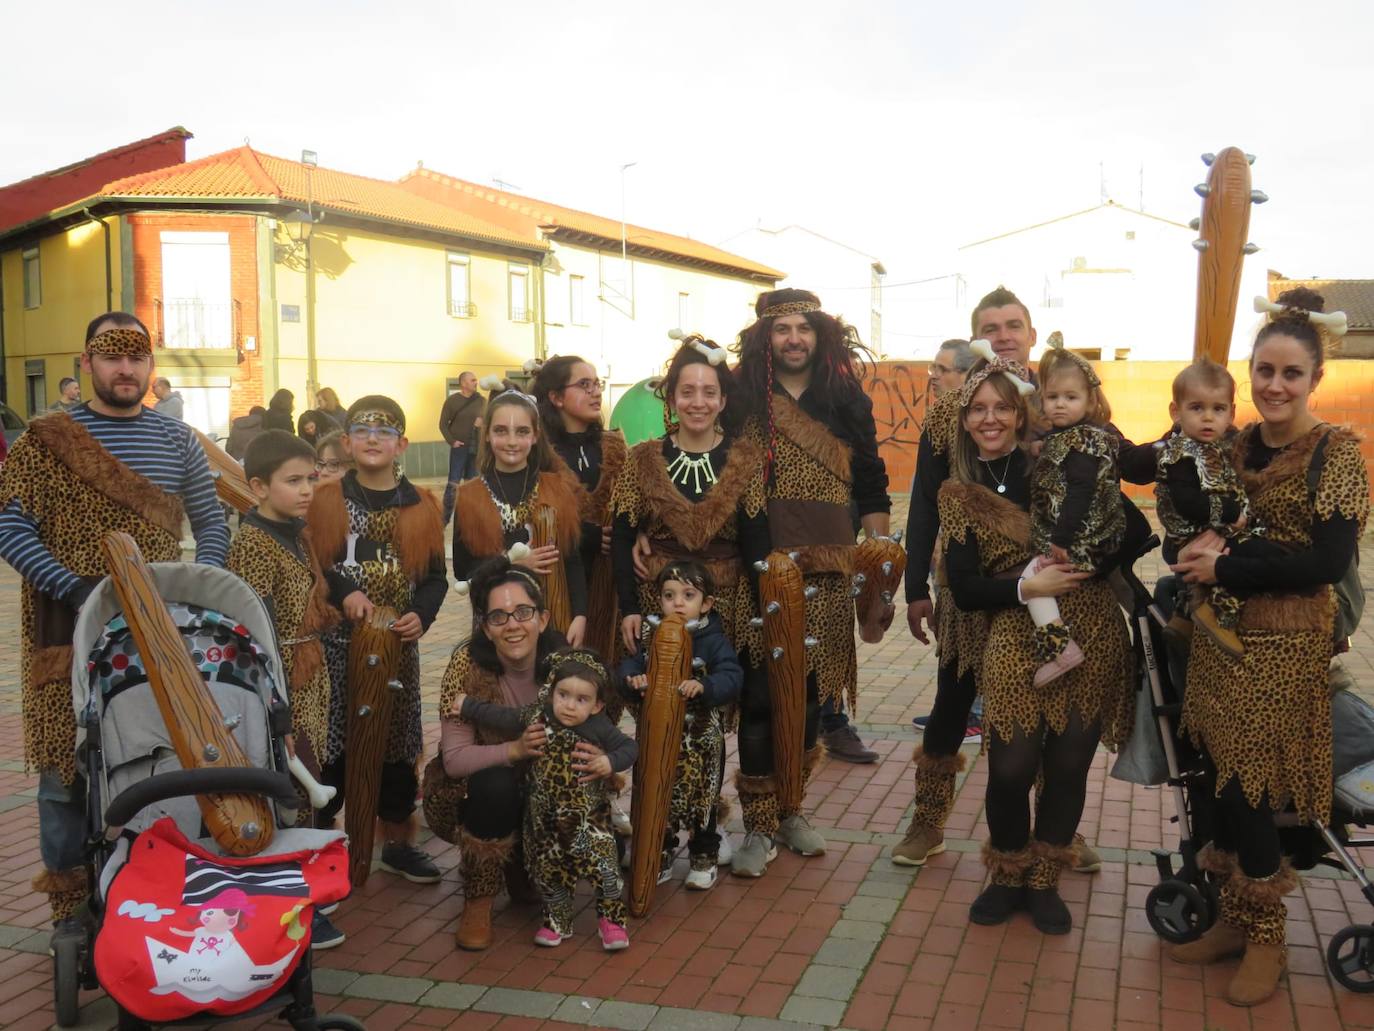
[4,0,1371,337]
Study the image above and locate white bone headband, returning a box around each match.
[1253,296,1348,338]
[962,339,1036,399]
[478,374,504,390]
[453,542,532,597]
[691,339,727,365]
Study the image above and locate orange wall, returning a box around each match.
[869,360,1374,502]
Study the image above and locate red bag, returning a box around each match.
[95,818,349,1022]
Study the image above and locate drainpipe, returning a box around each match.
[82,208,113,312]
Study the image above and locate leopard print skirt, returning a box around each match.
[1183,609,1334,823]
[980,578,1133,749]
[934,583,990,678]
[805,573,858,712]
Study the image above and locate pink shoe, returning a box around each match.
[598,917,630,951]
[533,926,569,948]
[1033,639,1085,688]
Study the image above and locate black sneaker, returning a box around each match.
[379,842,441,884]
[912,714,933,728]
[311,910,346,950]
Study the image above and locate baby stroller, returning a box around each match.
[1128,558,1374,994]
[52,553,361,1029]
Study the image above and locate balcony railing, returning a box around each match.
[156,298,240,350]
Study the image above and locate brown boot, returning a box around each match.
[1193,600,1244,659]
[1169,921,1247,965]
[892,824,944,866]
[1227,942,1287,1006]
[455,896,493,951]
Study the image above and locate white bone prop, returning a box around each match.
[968,339,1036,396]
[1252,296,1348,338]
[286,754,337,809]
[478,374,504,390]
[523,358,544,374]
[453,541,533,597]
[691,340,726,365]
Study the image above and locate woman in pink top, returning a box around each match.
[431,557,605,951]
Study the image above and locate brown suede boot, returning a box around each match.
[1221,863,1296,1007]
[1228,942,1287,1007]
[455,896,493,951]
[1169,921,1247,965]
[1193,599,1244,659]
[892,748,964,866]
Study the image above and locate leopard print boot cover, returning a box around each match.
[983,842,1034,888]
[912,747,966,830]
[736,770,780,836]
[1026,840,1075,891]
[458,829,515,900]
[1221,862,1297,946]
[33,867,87,923]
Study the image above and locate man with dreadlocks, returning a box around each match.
[729,288,891,877]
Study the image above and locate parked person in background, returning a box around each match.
[152,377,184,420]
[264,388,295,432]
[439,371,485,524]
[226,405,268,460]
[315,387,346,433]
[48,378,81,413]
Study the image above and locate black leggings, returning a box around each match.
[985,711,1100,851]
[319,756,419,825]
[1199,757,1282,879]
[923,665,978,758]
[458,765,524,840]
[737,651,820,777]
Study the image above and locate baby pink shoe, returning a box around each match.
[1033,639,1085,688]
[533,925,569,947]
[598,917,630,951]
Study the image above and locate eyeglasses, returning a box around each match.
[567,378,605,394]
[967,402,1016,420]
[348,424,401,441]
[930,362,955,377]
[315,459,346,473]
[483,604,538,626]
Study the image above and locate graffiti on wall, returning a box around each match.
[866,362,932,455]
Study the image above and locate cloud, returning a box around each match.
[117,900,176,923]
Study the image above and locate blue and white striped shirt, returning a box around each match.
[0,404,230,600]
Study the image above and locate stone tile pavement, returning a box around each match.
[3,507,1374,1029]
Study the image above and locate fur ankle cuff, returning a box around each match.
[912,746,967,775]
[457,828,516,865]
[734,769,777,796]
[982,841,1033,878]
[802,743,824,778]
[1030,839,1076,869]
[1229,861,1298,905]
[1197,844,1237,878]
[32,867,87,895]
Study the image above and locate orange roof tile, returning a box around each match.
[101,147,543,252]
[399,167,782,281]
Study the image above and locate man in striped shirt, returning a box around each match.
[0,311,228,936]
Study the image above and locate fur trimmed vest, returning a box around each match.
[454,469,582,558]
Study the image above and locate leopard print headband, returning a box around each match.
[1045,345,1101,387]
[958,356,1035,407]
[86,328,151,357]
[349,408,404,431]
[760,299,821,318]
[551,649,609,683]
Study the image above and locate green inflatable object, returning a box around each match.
[610,378,666,446]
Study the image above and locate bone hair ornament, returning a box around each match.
[454,541,533,596]
[1253,295,1349,338]
[478,374,505,391]
[684,335,727,365]
[959,339,1036,406]
[523,358,545,374]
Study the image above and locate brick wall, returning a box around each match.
[127,213,264,413]
[868,359,1374,503]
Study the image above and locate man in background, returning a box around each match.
[152,377,184,420]
[48,377,80,413]
[439,371,484,523]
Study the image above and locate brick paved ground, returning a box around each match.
[4,504,1374,1030]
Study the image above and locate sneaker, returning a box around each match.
[318,890,349,917]
[891,823,945,867]
[598,917,630,951]
[379,842,442,884]
[658,852,675,885]
[534,925,570,948]
[611,802,632,836]
[730,831,778,878]
[1070,834,1102,874]
[685,862,718,891]
[776,814,826,857]
[963,717,983,745]
[310,910,346,950]
[821,724,879,764]
[1033,639,1085,689]
[716,833,734,866]
[912,714,933,728]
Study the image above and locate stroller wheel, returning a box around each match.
[52,930,83,1027]
[315,1018,367,1030]
[1328,925,1374,993]
[1144,879,1211,943]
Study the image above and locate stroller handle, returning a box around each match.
[1117,534,1162,605]
[105,768,299,830]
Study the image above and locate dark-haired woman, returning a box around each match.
[1170,289,1368,1006]
[533,356,629,664]
[430,559,609,950]
[939,358,1132,937]
[452,389,587,646]
[610,336,770,876]
[264,388,295,433]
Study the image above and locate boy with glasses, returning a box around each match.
[306,395,448,884]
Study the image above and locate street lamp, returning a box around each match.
[283,209,315,245]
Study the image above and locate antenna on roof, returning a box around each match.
[492,176,522,192]
[1099,161,1106,204]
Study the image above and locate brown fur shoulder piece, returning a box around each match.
[298,525,342,639]
[26,413,184,536]
[770,392,852,484]
[455,479,505,558]
[535,469,583,553]
[306,481,349,571]
[632,435,765,551]
[938,480,1031,549]
[1234,422,1327,500]
[585,430,628,523]
[395,484,445,580]
[29,644,74,691]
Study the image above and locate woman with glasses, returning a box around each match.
[452,388,588,646]
[531,356,628,664]
[431,558,607,950]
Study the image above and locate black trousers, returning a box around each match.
[923,664,978,757]
[319,755,420,825]
[736,654,820,777]
[984,712,1100,852]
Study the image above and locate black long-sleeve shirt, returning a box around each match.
[1214,435,1359,594]
[553,432,604,589]
[450,469,588,616]
[943,450,1033,613]
[1165,458,1243,529]
[785,382,890,517]
[610,437,770,615]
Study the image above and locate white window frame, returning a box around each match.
[22,247,40,309]
[570,274,586,325]
[447,251,473,317]
[508,263,531,322]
